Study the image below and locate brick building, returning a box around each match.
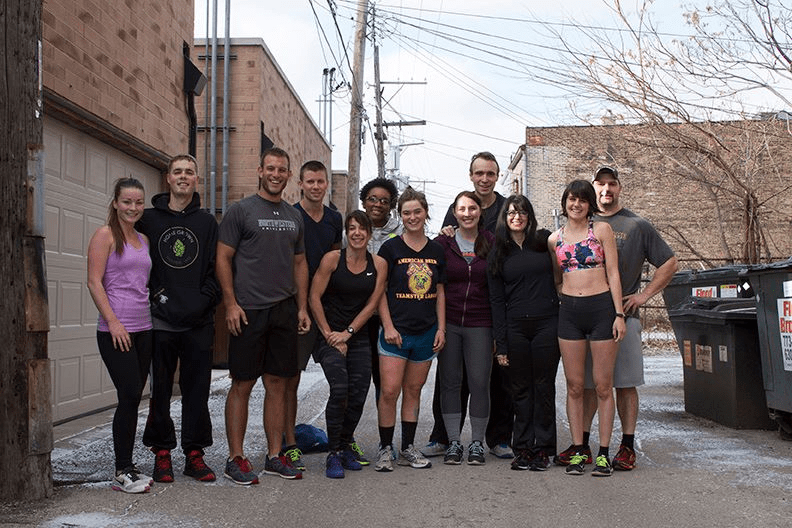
[42,9,329,422]
[193,38,331,212]
[42,0,198,422]
[507,120,792,267]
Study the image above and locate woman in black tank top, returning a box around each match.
[309,210,387,479]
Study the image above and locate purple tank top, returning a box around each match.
[97,233,152,332]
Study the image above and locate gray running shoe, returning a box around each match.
[421,440,447,457]
[398,444,432,468]
[374,445,394,472]
[467,440,486,465]
[489,443,514,459]
[443,441,463,465]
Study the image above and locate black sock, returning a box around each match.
[582,431,591,447]
[621,434,635,450]
[573,444,586,454]
[598,445,610,458]
[401,421,418,451]
[379,426,395,449]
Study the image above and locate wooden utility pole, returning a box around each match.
[346,0,369,214]
[374,42,386,180]
[0,0,53,500]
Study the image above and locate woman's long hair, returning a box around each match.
[452,190,491,259]
[488,194,543,277]
[107,177,145,255]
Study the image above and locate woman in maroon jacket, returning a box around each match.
[434,191,495,465]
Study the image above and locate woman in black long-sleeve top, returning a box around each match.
[487,194,560,471]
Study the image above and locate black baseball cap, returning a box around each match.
[593,165,619,182]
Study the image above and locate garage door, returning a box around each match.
[44,117,162,423]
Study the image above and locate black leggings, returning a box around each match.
[97,330,152,471]
[314,333,372,452]
[507,316,560,454]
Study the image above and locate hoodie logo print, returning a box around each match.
[158,226,200,269]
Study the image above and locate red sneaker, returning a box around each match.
[184,449,216,482]
[152,449,174,483]
[613,444,636,471]
[553,444,593,466]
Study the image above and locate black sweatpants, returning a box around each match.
[143,324,214,453]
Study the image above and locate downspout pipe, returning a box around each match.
[221,0,230,215]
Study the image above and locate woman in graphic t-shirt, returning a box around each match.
[374,187,446,473]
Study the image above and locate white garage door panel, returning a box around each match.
[45,117,161,422]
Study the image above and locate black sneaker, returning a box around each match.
[592,455,613,477]
[280,445,306,471]
[467,441,486,465]
[511,450,531,471]
[529,451,550,471]
[565,453,587,475]
[443,441,463,465]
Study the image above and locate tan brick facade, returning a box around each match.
[194,38,331,211]
[508,121,792,267]
[42,0,194,160]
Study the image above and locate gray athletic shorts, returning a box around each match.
[584,316,644,389]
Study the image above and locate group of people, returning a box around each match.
[87,148,677,493]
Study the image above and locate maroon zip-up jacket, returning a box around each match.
[434,230,495,328]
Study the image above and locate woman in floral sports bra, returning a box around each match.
[548,179,625,478]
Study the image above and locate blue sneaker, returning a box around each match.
[340,448,363,470]
[326,452,344,479]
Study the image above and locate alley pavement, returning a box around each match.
[1,345,791,528]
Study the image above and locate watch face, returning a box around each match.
[347,327,355,334]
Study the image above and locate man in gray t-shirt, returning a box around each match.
[216,147,310,483]
[571,166,677,472]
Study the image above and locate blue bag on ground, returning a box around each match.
[294,423,329,453]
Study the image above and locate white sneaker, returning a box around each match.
[112,469,151,494]
[374,445,394,472]
[398,444,432,468]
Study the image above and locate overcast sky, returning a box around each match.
[194,0,693,232]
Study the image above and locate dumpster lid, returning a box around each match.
[668,296,756,321]
[741,256,792,275]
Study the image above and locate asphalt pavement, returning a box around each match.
[1,345,791,528]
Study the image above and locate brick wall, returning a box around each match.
[195,38,331,211]
[42,0,194,156]
[510,121,792,266]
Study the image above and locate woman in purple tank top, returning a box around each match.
[87,177,153,494]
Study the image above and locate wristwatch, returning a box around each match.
[346,326,355,335]
[615,312,626,319]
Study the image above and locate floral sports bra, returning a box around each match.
[555,221,605,273]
